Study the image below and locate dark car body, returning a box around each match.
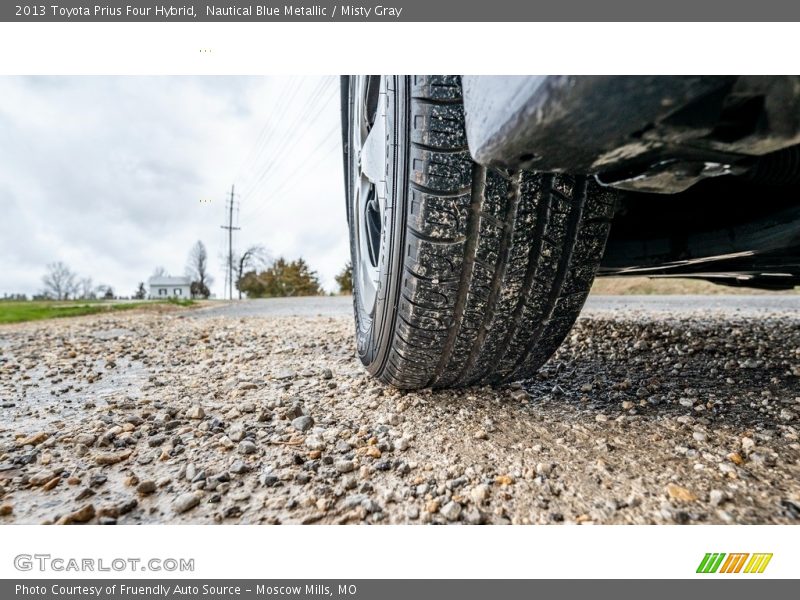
[461,76,800,288]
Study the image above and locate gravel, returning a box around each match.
[0,296,798,524]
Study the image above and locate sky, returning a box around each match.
[0,76,348,298]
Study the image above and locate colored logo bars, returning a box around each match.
[696,553,773,574]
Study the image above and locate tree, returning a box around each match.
[151,266,169,279]
[96,285,114,300]
[233,245,268,300]
[133,282,147,300]
[42,261,78,300]
[335,261,353,294]
[186,240,213,299]
[238,257,324,298]
[78,277,96,300]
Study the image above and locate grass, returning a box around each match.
[591,277,799,295]
[0,298,195,324]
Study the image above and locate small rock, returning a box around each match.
[230,461,250,474]
[470,484,489,504]
[75,433,96,446]
[223,424,244,441]
[63,504,95,524]
[334,460,355,474]
[510,389,529,403]
[237,441,257,455]
[173,493,202,514]
[440,501,462,521]
[95,450,132,465]
[17,432,48,447]
[473,429,488,440]
[727,452,744,465]
[291,415,314,432]
[305,435,326,451]
[29,469,57,486]
[709,489,727,507]
[136,480,157,495]
[666,483,697,502]
[187,405,205,420]
[0,503,12,516]
[780,409,796,421]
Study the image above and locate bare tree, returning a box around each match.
[151,266,169,279]
[78,277,96,300]
[186,240,213,298]
[234,245,268,299]
[42,261,77,300]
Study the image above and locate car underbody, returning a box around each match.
[463,76,800,289]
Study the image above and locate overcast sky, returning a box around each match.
[0,76,347,298]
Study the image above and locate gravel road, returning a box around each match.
[0,295,798,525]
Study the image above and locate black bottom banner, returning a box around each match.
[2,580,796,600]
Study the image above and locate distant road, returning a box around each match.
[190,294,799,319]
[191,296,354,318]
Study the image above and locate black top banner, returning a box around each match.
[4,0,800,21]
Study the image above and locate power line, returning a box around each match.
[243,125,341,220]
[233,77,307,184]
[238,78,337,204]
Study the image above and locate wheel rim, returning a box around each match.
[352,76,388,316]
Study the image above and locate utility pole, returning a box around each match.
[220,184,240,300]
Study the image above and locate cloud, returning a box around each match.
[0,76,348,298]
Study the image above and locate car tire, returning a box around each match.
[345,75,616,389]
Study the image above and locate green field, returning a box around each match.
[0,298,195,324]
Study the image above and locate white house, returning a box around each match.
[148,276,192,300]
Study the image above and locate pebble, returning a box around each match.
[470,484,489,504]
[666,484,697,502]
[0,503,12,516]
[237,441,257,455]
[173,492,202,514]
[75,434,96,446]
[62,504,95,524]
[709,489,727,506]
[230,461,250,474]
[136,480,157,495]
[291,416,314,432]
[334,460,355,474]
[187,405,205,420]
[29,470,56,486]
[17,432,48,447]
[95,450,132,465]
[440,501,462,521]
